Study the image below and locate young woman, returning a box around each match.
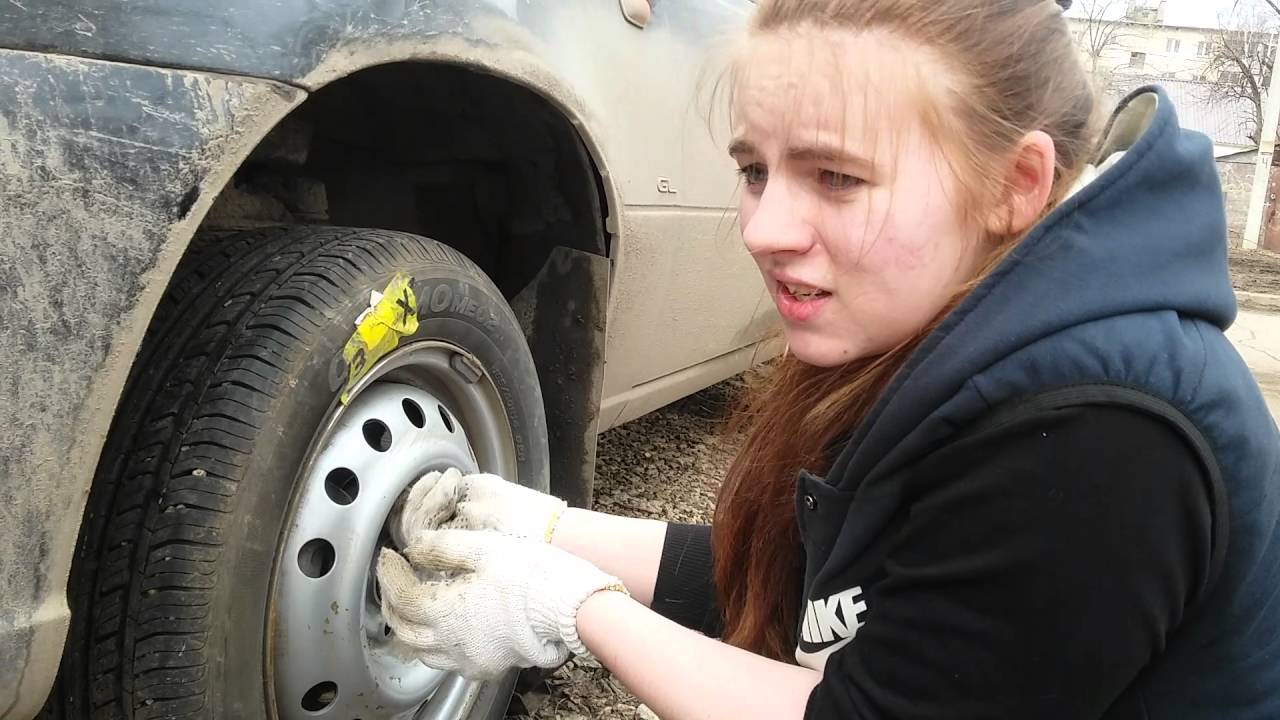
[376,0,1280,717]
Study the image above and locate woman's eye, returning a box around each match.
[819,170,861,191]
[738,163,768,187]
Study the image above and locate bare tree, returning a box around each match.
[1204,3,1280,144]
[1072,0,1136,92]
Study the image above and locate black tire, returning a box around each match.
[47,226,549,720]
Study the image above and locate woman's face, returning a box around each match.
[732,30,985,368]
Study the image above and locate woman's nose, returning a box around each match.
[741,181,815,257]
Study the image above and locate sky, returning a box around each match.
[1066,0,1273,30]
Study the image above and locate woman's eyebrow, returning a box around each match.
[727,138,874,172]
[787,143,874,170]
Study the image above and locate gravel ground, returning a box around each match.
[510,381,745,720]
[1230,247,1280,295]
[506,246,1280,719]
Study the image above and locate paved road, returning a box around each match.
[1227,308,1280,421]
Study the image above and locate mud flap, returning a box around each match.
[514,247,610,509]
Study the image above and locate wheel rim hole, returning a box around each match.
[324,468,359,506]
[297,539,335,579]
[362,419,392,452]
[438,406,455,433]
[300,681,338,712]
[402,398,426,428]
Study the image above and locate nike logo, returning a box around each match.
[795,586,867,670]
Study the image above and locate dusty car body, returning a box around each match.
[0,1,776,717]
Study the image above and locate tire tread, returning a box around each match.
[57,226,493,719]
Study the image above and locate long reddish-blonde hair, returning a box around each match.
[712,0,1100,661]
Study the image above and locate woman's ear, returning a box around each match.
[987,130,1057,236]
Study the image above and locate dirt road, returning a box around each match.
[1229,247,1280,295]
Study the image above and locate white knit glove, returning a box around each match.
[376,529,626,679]
[391,468,567,547]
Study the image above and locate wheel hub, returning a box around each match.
[272,381,480,719]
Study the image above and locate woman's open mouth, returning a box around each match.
[775,282,831,323]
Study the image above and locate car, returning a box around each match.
[0,2,778,719]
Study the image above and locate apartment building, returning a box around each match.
[1067,0,1271,83]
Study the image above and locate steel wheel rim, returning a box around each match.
[270,341,518,720]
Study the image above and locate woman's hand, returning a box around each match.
[392,468,670,607]
[391,468,568,547]
[375,529,626,679]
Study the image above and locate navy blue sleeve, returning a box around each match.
[805,405,1216,720]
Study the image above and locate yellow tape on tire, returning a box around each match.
[339,273,419,404]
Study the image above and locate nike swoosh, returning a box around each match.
[794,636,853,671]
